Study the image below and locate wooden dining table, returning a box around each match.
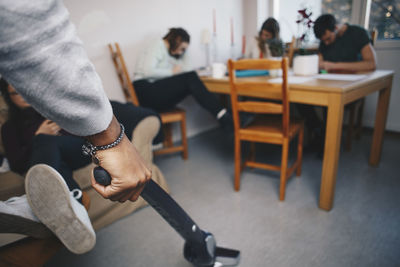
[201,70,394,211]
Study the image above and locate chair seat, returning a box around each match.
[160,108,185,124]
[239,115,303,144]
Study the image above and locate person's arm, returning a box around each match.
[322,44,377,72]
[318,53,325,69]
[181,54,192,72]
[142,42,174,78]
[0,0,113,136]
[0,0,150,202]
[88,116,151,202]
[245,38,257,59]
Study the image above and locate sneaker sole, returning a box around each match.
[25,164,95,254]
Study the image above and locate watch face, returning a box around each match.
[82,144,91,156]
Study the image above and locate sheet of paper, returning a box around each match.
[268,76,313,84]
[316,74,367,81]
[196,69,212,77]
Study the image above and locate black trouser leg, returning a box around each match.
[110,101,163,143]
[29,135,88,192]
[29,101,163,193]
[134,71,223,117]
[296,104,324,131]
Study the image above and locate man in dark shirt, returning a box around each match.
[314,14,377,72]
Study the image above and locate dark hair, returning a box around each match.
[260,18,280,39]
[313,14,336,39]
[0,78,19,122]
[163,28,190,51]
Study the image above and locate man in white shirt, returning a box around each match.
[133,28,233,132]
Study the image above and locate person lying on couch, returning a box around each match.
[0,78,163,253]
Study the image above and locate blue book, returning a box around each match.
[235,70,269,77]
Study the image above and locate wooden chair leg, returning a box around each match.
[296,126,304,177]
[355,98,365,139]
[162,124,173,148]
[279,139,289,201]
[345,103,356,151]
[0,236,63,267]
[234,137,241,191]
[180,114,188,160]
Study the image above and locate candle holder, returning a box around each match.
[201,29,212,68]
[211,33,218,64]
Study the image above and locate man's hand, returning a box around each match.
[87,116,152,202]
[320,61,336,71]
[90,135,151,202]
[35,120,61,136]
[172,65,182,74]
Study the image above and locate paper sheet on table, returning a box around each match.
[316,74,367,81]
[196,69,212,77]
[268,76,313,84]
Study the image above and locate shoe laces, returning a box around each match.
[70,189,82,200]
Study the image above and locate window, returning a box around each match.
[277,0,355,43]
[321,0,353,24]
[369,0,400,40]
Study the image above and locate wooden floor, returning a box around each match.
[48,128,400,267]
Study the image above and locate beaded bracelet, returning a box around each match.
[82,123,125,165]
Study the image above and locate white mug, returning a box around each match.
[293,54,319,76]
[212,63,226,78]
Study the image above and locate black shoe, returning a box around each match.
[239,113,256,128]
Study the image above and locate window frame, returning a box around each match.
[266,0,400,48]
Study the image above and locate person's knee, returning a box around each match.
[32,134,57,148]
[186,71,199,80]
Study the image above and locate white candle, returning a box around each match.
[213,9,216,34]
[230,17,234,45]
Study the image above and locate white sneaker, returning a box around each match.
[0,195,52,238]
[25,164,96,254]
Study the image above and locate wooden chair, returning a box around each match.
[108,43,188,159]
[228,58,304,201]
[345,30,378,151]
[286,36,296,68]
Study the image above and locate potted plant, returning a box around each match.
[293,8,319,76]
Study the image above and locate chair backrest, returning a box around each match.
[370,29,378,46]
[286,36,296,68]
[108,43,140,106]
[228,58,290,137]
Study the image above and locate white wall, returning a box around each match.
[243,0,259,42]
[242,0,271,43]
[63,0,244,138]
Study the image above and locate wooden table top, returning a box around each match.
[201,70,394,94]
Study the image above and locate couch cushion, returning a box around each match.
[0,172,25,201]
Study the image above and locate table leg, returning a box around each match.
[369,80,392,166]
[319,93,344,211]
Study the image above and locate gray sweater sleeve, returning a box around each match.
[0,0,113,136]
